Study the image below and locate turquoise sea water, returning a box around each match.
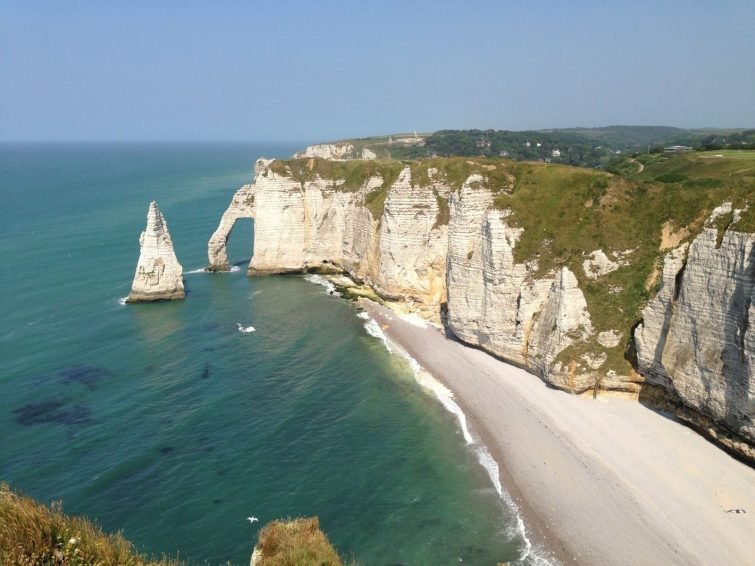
[0,143,527,565]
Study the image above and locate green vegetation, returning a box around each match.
[0,483,181,566]
[697,149,755,160]
[255,517,344,566]
[408,157,514,191]
[433,190,450,229]
[326,127,754,169]
[269,158,402,193]
[489,151,754,373]
[697,130,755,151]
[267,150,753,375]
[268,157,404,221]
[0,485,351,566]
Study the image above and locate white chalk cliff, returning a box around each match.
[635,215,754,453]
[208,160,755,458]
[293,142,376,160]
[127,201,185,303]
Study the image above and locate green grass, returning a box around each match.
[255,517,345,566]
[697,149,755,160]
[264,153,754,375]
[0,484,351,566]
[0,483,181,566]
[488,154,754,373]
[268,158,404,221]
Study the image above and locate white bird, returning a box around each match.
[247,516,259,523]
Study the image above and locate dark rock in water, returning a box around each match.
[460,544,487,558]
[56,405,92,425]
[58,364,112,389]
[14,401,63,425]
[14,401,92,426]
[31,364,112,390]
[201,364,211,379]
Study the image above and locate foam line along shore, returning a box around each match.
[358,299,755,566]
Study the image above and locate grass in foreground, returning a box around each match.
[254,517,345,566]
[0,483,181,566]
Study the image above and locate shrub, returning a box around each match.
[255,517,343,566]
[0,483,181,566]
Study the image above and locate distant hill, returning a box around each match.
[315,126,754,168]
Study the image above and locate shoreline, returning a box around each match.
[360,299,755,566]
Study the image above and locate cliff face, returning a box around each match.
[635,218,754,448]
[445,181,604,391]
[127,201,184,303]
[208,158,755,456]
[293,142,376,160]
[208,162,448,314]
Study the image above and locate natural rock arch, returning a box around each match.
[207,183,255,271]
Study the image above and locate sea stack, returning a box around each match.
[126,201,185,303]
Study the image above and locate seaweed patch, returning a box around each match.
[14,401,93,426]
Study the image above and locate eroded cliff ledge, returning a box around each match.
[127,201,184,303]
[208,155,754,459]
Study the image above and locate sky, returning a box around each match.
[1,1,754,142]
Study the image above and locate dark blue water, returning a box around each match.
[0,143,525,565]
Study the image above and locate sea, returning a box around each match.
[0,142,537,565]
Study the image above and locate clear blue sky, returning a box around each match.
[2,1,754,142]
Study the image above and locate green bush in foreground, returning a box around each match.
[0,483,181,566]
[254,517,344,566]
[0,484,349,566]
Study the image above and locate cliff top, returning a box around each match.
[303,126,755,167]
[254,517,345,566]
[0,483,181,566]
[262,151,754,376]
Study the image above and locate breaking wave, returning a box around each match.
[236,323,255,334]
[303,274,339,296]
[358,311,557,566]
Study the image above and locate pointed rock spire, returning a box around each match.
[126,201,185,303]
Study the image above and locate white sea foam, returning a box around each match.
[359,310,556,566]
[236,323,256,334]
[230,265,241,272]
[251,290,263,298]
[303,274,339,296]
[185,267,206,274]
[118,297,128,306]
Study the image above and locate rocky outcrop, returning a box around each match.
[208,162,448,313]
[293,142,377,161]
[127,201,184,303]
[207,159,271,271]
[209,160,755,457]
[635,218,755,447]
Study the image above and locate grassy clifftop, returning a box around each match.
[264,151,754,375]
[0,483,180,566]
[254,517,345,566]
[0,484,348,566]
